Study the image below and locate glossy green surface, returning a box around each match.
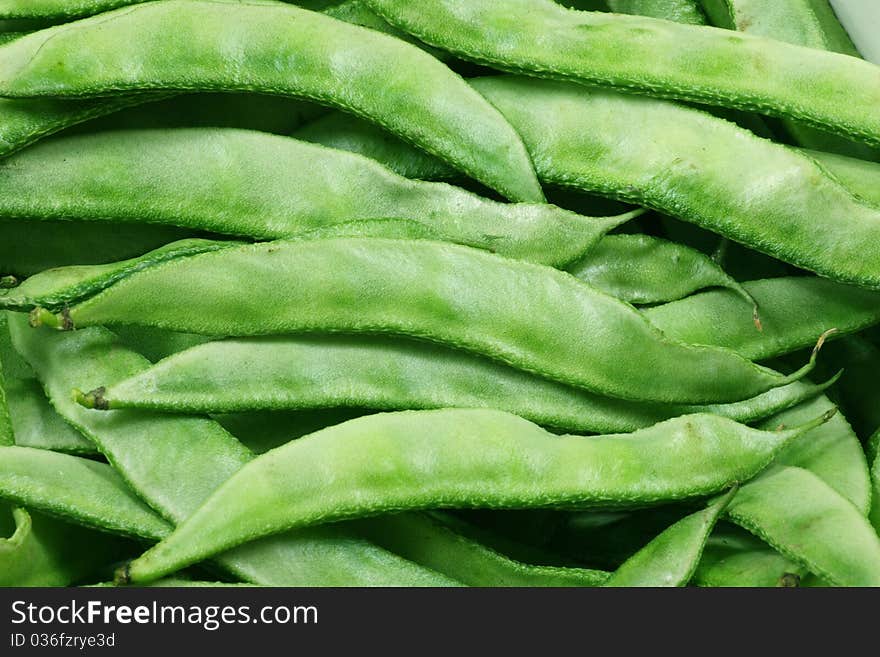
[0,1,544,202]
[122,408,825,583]
[41,238,801,404]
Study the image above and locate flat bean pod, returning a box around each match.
[0,1,544,203]
[0,129,626,266]
[693,530,807,587]
[644,277,880,361]
[566,233,755,308]
[467,76,880,287]
[0,446,170,539]
[8,315,462,586]
[355,512,609,587]
[74,334,834,434]
[1,239,238,312]
[807,149,880,209]
[0,504,133,586]
[120,408,828,583]
[35,238,805,404]
[365,0,880,146]
[603,490,734,587]
[725,466,880,586]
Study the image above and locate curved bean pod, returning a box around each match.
[1,239,238,312]
[119,408,828,584]
[0,1,544,203]
[566,233,755,308]
[34,238,805,404]
[603,489,734,587]
[807,150,880,209]
[725,466,880,587]
[0,446,170,539]
[365,0,880,146]
[0,504,132,586]
[693,530,807,587]
[467,76,880,287]
[355,512,609,587]
[74,334,835,434]
[0,0,341,20]
[644,277,880,361]
[0,129,625,265]
[8,314,462,586]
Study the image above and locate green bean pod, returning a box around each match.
[0,129,628,266]
[74,334,835,434]
[606,0,706,24]
[1,239,239,312]
[603,489,734,587]
[120,408,829,584]
[693,530,807,587]
[365,0,880,146]
[0,1,544,203]
[726,466,880,586]
[644,277,880,361]
[8,314,461,586]
[807,150,880,209]
[34,238,807,404]
[0,504,133,586]
[0,446,170,539]
[566,233,755,308]
[0,0,343,20]
[355,512,609,587]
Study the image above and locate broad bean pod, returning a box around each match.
[119,408,829,584]
[0,129,627,266]
[364,0,880,147]
[603,490,734,587]
[0,1,544,203]
[566,233,755,308]
[8,314,463,586]
[693,530,807,587]
[0,446,171,539]
[644,277,880,361]
[725,466,880,586]
[1,239,238,312]
[74,334,834,434]
[34,238,806,405]
[355,512,609,587]
[0,503,132,586]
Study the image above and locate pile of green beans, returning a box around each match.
[1,0,878,588]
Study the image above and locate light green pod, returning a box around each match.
[726,466,880,586]
[75,334,835,434]
[0,503,133,587]
[807,150,880,209]
[8,314,461,587]
[120,408,828,584]
[0,1,544,203]
[606,0,707,24]
[603,489,734,587]
[35,238,806,405]
[355,512,609,587]
[0,0,343,19]
[365,0,880,147]
[644,277,880,361]
[0,129,627,266]
[694,530,807,587]
[467,76,880,288]
[1,239,239,312]
[0,220,196,278]
[0,446,171,539]
[567,233,755,308]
